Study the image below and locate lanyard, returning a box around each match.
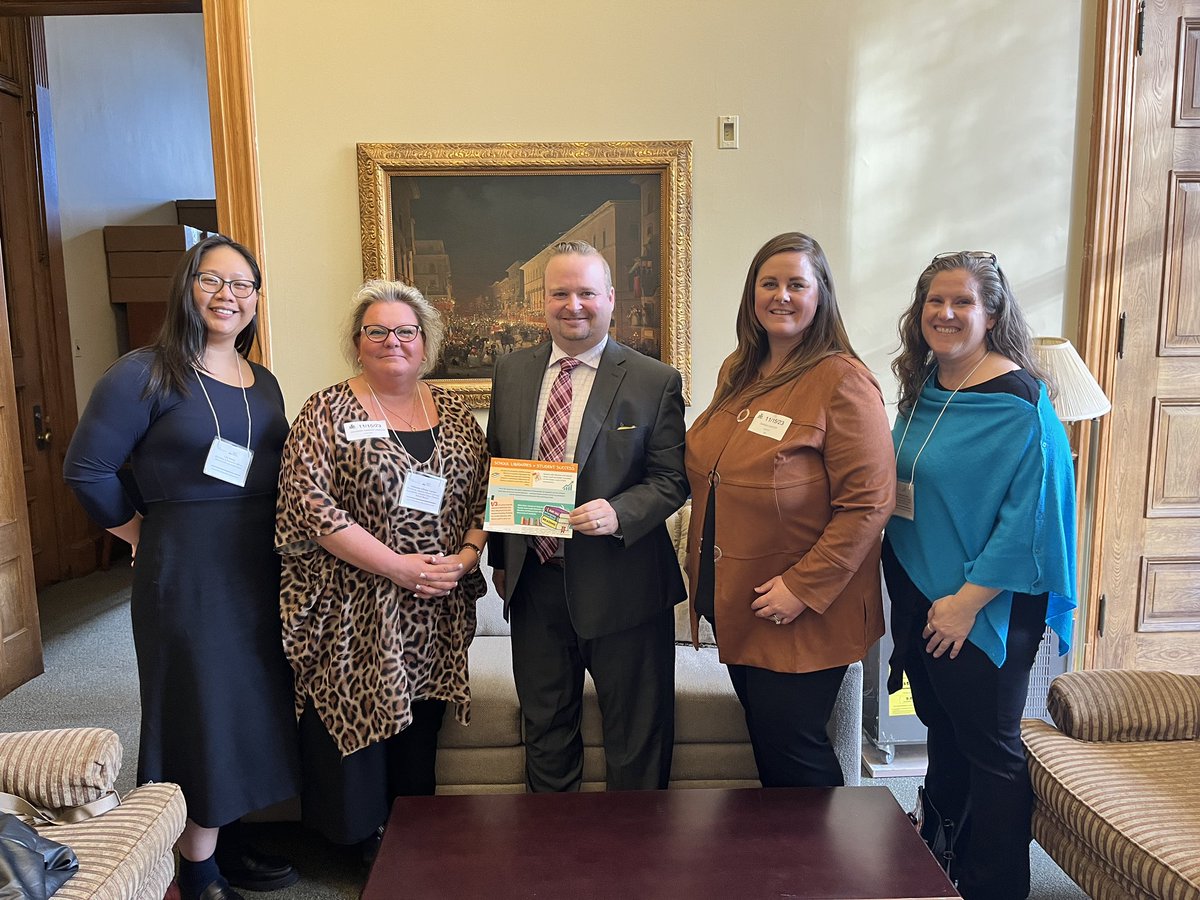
[366,381,444,475]
[194,360,252,449]
[894,351,990,483]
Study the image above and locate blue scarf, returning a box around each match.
[886,379,1076,667]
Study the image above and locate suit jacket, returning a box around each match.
[487,340,688,639]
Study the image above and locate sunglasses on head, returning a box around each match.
[930,250,998,267]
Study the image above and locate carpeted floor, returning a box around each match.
[0,568,1088,899]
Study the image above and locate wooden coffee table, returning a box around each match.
[362,786,958,899]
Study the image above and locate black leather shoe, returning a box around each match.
[196,877,245,900]
[214,846,298,892]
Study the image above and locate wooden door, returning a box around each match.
[0,18,93,589]
[1094,0,1200,671]
[0,86,62,592]
[0,231,43,698]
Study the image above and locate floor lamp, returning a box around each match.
[1032,337,1111,670]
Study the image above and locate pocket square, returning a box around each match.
[616,424,638,431]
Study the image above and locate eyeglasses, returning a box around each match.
[930,250,998,266]
[194,272,258,299]
[360,324,423,343]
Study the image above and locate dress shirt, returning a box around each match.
[531,336,608,465]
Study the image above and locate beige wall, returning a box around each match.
[246,0,1091,420]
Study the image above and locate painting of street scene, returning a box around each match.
[389,173,663,380]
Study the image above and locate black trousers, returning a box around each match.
[298,697,446,845]
[509,549,675,792]
[883,539,1047,900]
[727,662,849,788]
[702,615,848,788]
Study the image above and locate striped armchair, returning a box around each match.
[1022,670,1200,900]
[0,728,185,900]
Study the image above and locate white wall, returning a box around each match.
[45,13,214,409]
[245,1,1090,420]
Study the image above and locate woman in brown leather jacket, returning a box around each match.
[684,232,895,787]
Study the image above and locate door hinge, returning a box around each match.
[1135,0,1146,57]
[1116,312,1127,359]
[1097,593,1107,638]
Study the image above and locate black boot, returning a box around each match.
[913,786,961,880]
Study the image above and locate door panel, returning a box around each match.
[0,18,94,588]
[0,87,59,586]
[0,234,42,698]
[1096,0,1200,672]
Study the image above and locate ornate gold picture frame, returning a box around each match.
[357,141,692,408]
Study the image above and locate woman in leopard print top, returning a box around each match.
[275,281,488,853]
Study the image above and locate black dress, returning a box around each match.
[64,349,300,827]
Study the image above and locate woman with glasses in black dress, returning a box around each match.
[65,235,300,900]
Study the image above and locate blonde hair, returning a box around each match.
[346,280,445,377]
[547,240,612,292]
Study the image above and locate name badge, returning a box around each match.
[893,481,915,520]
[344,420,388,441]
[203,437,254,487]
[400,471,447,514]
[747,410,792,441]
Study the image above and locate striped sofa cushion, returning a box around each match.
[1047,670,1200,742]
[134,852,178,900]
[37,781,186,900]
[1024,719,1200,900]
[0,728,121,808]
[1033,800,1162,900]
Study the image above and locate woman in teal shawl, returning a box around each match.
[884,251,1076,900]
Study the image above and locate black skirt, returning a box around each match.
[131,495,300,826]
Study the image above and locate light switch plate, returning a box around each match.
[718,115,739,149]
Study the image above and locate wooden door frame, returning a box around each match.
[202,0,269,365]
[1074,0,1138,669]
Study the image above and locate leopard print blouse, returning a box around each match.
[275,381,488,757]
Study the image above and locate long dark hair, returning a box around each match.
[696,232,858,427]
[892,251,1051,414]
[144,234,262,401]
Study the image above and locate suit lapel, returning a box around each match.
[515,343,553,458]
[575,341,626,472]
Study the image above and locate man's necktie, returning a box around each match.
[533,357,581,563]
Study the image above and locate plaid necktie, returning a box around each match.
[533,357,581,563]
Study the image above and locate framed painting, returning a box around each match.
[357,140,692,407]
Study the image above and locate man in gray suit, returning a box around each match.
[487,240,687,792]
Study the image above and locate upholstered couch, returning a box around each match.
[0,727,185,900]
[435,505,865,791]
[1022,669,1200,900]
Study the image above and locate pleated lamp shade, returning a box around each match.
[1032,337,1111,422]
